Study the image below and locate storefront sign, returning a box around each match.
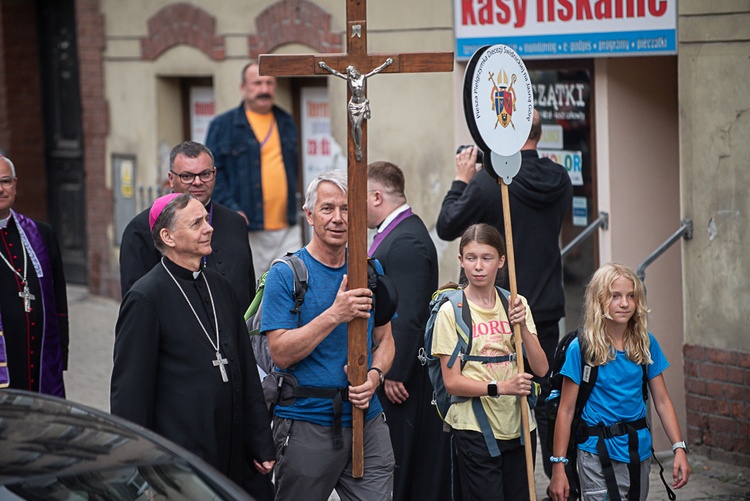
[540,149,583,186]
[572,196,588,226]
[300,87,346,193]
[190,87,215,144]
[454,0,677,60]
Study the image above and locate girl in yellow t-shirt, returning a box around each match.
[432,223,548,501]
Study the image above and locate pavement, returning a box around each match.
[64,285,750,500]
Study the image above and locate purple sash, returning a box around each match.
[368,208,413,256]
[0,212,64,396]
[0,316,6,388]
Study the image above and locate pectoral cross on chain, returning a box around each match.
[213,350,229,382]
[19,283,35,313]
[259,0,453,479]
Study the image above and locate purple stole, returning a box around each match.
[368,208,413,256]
[0,211,64,396]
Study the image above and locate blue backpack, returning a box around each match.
[422,284,523,458]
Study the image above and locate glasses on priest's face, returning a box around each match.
[0,176,15,189]
[170,168,216,185]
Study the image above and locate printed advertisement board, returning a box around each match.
[454,0,677,60]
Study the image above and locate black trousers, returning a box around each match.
[453,428,537,501]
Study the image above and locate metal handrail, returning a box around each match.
[561,212,609,259]
[637,219,693,282]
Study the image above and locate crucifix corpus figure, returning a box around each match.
[259,0,453,481]
[319,58,393,161]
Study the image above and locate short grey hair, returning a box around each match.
[302,170,347,212]
[151,193,193,254]
[169,141,214,169]
[0,155,16,177]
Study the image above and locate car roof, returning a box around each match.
[0,390,252,500]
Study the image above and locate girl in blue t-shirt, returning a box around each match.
[549,263,690,501]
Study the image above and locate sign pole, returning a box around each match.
[501,180,536,500]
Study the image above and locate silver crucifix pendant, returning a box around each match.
[213,350,229,383]
[19,283,35,313]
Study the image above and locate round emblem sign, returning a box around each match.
[463,45,534,157]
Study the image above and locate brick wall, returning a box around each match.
[684,344,750,466]
[141,3,225,61]
[248,0,342,58]
[0,0,46,220]
[75,0,118,297]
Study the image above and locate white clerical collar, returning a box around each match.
[0,214,10,229]
[376,204,410,234]
[193,270,202,280]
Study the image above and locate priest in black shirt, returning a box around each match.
[119,141,255,309]
[111,193,275,499]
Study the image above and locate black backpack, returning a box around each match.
[546,328,674,501]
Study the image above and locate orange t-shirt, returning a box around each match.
[246,109,288,230]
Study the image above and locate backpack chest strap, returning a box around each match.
[461,352,517,364]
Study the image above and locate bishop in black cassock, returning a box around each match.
[0,156,68,397]
[111,193,274,499]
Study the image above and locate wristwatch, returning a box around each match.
[487,380,498,397]
[370,367,385,387]
[672,441,690,455]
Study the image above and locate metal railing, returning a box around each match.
[637,219,693,282]
[561,211,609,259]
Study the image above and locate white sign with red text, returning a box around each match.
[454,0,677,60]
[190,86,215,144]
[301,87,346,192]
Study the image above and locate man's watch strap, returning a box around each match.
[370,367,384,387]
[672,441,689,454]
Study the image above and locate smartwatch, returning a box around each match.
[672,441,690,455]
[487,380,498,397]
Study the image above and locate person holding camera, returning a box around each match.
[436,109,573,494]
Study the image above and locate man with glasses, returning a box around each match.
[0,154,69,397]
[119,141,257,311]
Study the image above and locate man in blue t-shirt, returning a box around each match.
[261,169,395,501]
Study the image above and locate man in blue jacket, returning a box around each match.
[206,62,301,277]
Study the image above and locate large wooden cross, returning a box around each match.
[260,0,453,478]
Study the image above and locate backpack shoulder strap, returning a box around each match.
[441,289,471,369]
[272,253,309,314]
[575,331,598,413]
[366,258,378,289]
[495,286,511,314]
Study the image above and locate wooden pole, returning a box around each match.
[500,180,537,500]
[346,81,368,480]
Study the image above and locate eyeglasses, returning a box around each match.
[0,177,15,188]
[170,169,215,184]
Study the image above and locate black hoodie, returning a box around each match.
[437,150,573,322]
